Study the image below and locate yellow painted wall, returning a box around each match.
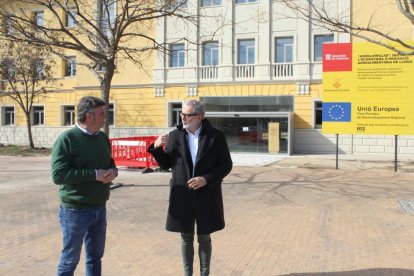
[8,3,157,89]
[352,0,414,42]
[1,82,322,129]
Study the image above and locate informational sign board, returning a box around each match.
[322,42,414,135]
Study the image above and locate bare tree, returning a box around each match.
[0,40,55,148]
[280,0,414,55]
[0,0,197,134]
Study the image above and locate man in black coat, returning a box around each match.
[148,100,232,276]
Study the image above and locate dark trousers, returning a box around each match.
[181,232,212,276]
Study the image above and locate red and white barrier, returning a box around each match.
[110,136,158,172]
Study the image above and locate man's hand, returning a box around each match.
[188,176,207,190]
[154,134,168,148]
[96,169,117,183]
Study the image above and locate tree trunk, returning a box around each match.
[100,59,116,136]
[25,113,34,148]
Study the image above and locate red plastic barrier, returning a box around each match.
[110,136,158,170]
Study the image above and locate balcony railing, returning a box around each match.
[235,64,255,78]
[154,62,312,84]
[200,66,218,79]
[273,63,294,78]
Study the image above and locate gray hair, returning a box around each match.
[183,100,205,115]
[77,96,106,123]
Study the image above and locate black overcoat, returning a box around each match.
[148,119,233,234]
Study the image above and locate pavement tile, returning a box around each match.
[1,155,414,275]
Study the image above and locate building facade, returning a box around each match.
[1,0,413,155]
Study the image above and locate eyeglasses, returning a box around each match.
[180,112,200,118]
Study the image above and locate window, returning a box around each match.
[275,37,293,63]
[34,11,44,27]
[108,103,114,126]
[97,64,106,72]
[1,58,14,79]
[32,106,44,126]
[63,106,75,126]
[35,59,45,79]
[98,0,116,38]
[170,43,185,67]
[314,101,322,129]
[201,0,221,7]
[65,8,77,27]
[64,56,76,77]
[238,39,255,64]
[314,34,334,61]
[3,15,13,35]
[201,96,294,112]
[2,106,15,126]
[202,41,219,66]
[167,0,188,10]
[236,0,257,3]
[169,102,182,127]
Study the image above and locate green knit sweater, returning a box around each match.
[51,127,117,208]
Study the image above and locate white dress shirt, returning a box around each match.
[186,126,202,176]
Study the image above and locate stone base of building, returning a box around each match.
[1,126,414,156]
[294,129,414,155]
[0,126,171,148]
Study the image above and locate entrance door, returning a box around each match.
[207,116,289,153]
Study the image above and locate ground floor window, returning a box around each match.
[108,103,114,126]
[207,116,289,153]
[2,106,15,126]
[32,106,44,125]
[314,101,322,129]
[62,105,75,126]
[168,102,182,127]
[201,96,292,153]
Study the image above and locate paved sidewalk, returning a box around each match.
[1,155,414,275]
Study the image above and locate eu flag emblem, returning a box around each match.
[322,102,351,122]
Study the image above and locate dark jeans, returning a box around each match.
[181,232,212,276]
[57,206,107,276]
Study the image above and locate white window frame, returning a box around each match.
[170,43,185,67]
[66,8,77,27]
[237,38,256,65]
[34,11,44,27]
[236,0,257,4]
[35,58,45,79]
[313,34,334,62]
[202,41,219,66]
[167,101,182,127]
[167,0,188,10]
[5,15,13,35]
[62,105,75,126]
[2,106,15,126]
[97,63,106,72]
[201,0,222,7]
[274,36,294,63]
[98,0,116,39]
[32,106,45,126]
[2,58,14,79]
[65,56,77,77]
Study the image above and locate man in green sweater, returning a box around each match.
[51,96,118,276]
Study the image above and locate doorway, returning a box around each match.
[207,114,291,154]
